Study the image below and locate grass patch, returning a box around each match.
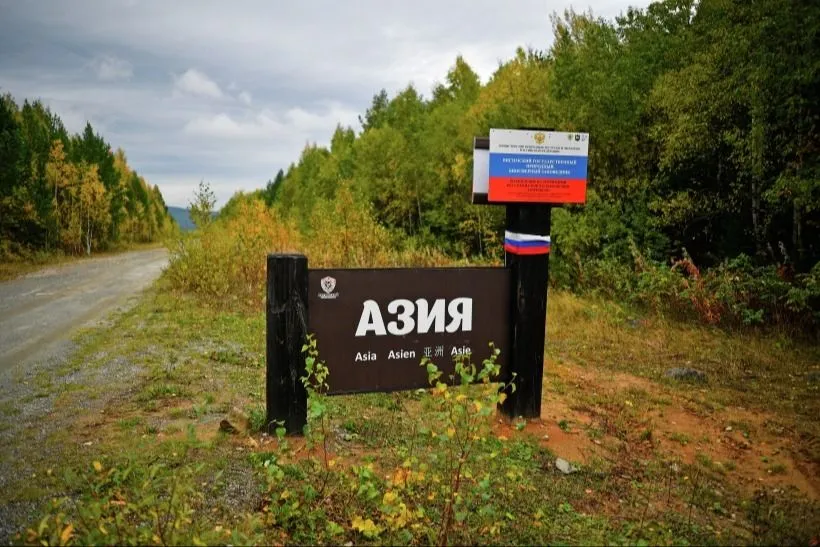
[136,383,187,402]
[669,432,690,446]
[547,291,820,453]
[3,283,818,545]
[768,462,788,475]
[0,401,21,417]
[116,417,143,430]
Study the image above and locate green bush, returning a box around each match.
[552,246,819,333]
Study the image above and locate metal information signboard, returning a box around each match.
[307,267,511,395]
[485,129,589,204]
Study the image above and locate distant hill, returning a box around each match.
[167,206,196,231]
[167,206,220,231]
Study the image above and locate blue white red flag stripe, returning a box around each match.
[504,231,551,255]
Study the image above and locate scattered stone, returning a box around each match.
[227,407,250,433]
[725,426,733,432]
[728,435,751,449]
[542,434,550,441]
[555,458,577,474]
[664,367,707,383]
[219,419,240,434]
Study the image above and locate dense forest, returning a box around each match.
[267,0,818,266]
[216,0,816,329]
[0,94,175,258]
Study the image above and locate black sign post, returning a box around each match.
[265,254,308,435]
[471,127,588,420]
[500,205,551,419]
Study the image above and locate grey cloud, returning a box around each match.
[173,69,224,99]
[92,55,133,81]
[0,0,647,207]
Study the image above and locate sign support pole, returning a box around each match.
[500,204,551,419]
[266,253,309,435]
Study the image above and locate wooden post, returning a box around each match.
[500,204,551,419]
[266,253,308,435]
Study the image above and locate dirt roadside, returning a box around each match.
[0,249,168,543]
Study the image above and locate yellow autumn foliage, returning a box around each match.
[165,184,449,310]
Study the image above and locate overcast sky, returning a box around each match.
[0,0,648,208]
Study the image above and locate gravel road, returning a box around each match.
[0,248,168,542]
[0,249,168,374]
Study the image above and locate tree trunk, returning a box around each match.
[750,179,760,254]
[478,210,484,257]
[78,209,83,255]
[416,185,422,231]
[750,178,772,260]
[793,200,803,269]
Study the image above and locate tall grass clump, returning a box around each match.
[165,199,301,309]
[553,240,820,335]
[165,186,449,310]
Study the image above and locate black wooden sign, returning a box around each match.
[308,267,511,395]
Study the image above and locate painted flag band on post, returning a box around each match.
[504,231,551,255]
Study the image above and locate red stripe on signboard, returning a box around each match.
[489,177,587,204]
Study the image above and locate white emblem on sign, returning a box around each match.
[321,276,336,294]
[318,276,339,300]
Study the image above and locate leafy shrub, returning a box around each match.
[304,185,405,268]
[251,339,525,545]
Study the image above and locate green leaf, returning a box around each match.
[326,521,344,536]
